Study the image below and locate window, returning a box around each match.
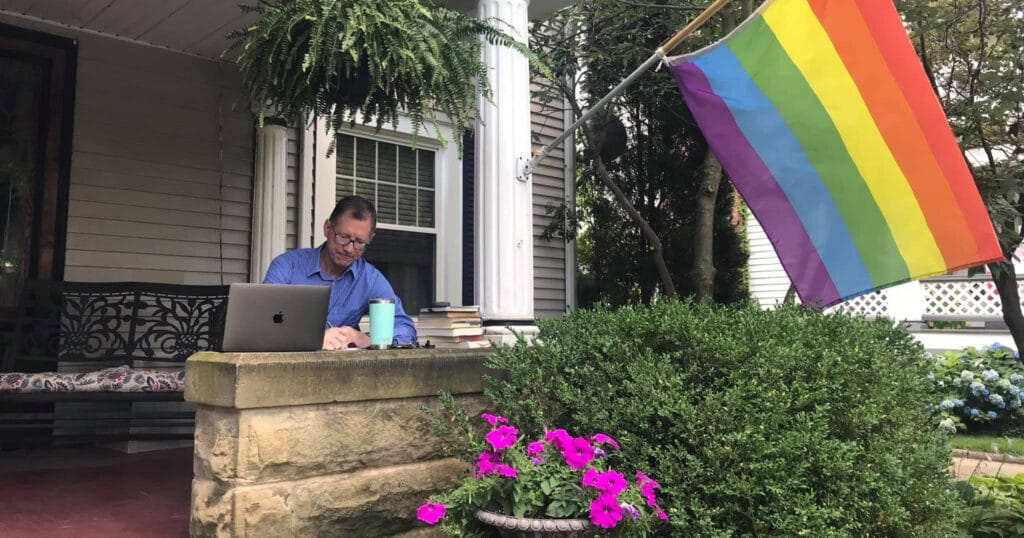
[336,134,436,313]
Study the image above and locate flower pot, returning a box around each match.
[333,61,374,107]
[476,510,596,538]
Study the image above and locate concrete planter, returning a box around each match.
[475,510,596,538]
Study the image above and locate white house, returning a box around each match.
[0,0,577,342]
[747,211,1024,352]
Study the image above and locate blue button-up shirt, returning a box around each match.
[263,245,417,344]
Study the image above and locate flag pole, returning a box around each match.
[518,0,734,180]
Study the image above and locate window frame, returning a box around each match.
[330,123,463,306]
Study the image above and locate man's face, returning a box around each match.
[323,212,373,271]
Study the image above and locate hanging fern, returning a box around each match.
[232,0,548,152]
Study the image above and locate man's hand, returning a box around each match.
[322,326,370,350]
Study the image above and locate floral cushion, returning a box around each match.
[0,366,185,393]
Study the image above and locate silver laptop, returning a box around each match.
[221,283,330,352]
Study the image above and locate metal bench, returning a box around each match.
[0,280,228,446]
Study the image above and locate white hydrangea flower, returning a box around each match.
[982,369,1000,382]
[939,418,957,434]
[961,370,975,382]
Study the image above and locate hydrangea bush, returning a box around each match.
[418,411,667,536]
[927,343,1024,434]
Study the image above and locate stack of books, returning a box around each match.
[417,305,489,349]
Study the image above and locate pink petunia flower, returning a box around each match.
[481,413,508,427]
[635,471,657,487]
[591,433,620,450]
[596,470,629,496]
[497,464,519,478]
[476,451,502,477]
[589,495,623,529]
[417,502,446,525]
[581,468,628,496]
[641,483,659,506]
[656,506,669,521]
[545,429,572,450]
[527,441,546,456]
[561,437,595,470]
[485,425,519,451]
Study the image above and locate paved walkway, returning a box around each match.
[952,449,1024,480]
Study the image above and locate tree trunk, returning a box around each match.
[590,154,678,299]
[692,148,722,303]
[990,261,1024,353]
[783,284,797,304]
[580,119,677,300]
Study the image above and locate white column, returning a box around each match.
[250,119,288,282]
[475,0,536,335]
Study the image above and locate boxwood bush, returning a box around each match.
[485,301,963,536]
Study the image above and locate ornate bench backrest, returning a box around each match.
[4,281,228,372]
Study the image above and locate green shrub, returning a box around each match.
[926,345,1024,435]
[485,301,964,537]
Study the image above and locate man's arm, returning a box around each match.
[391,297,417,345]
[367,272,417,344]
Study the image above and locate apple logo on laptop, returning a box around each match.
[273,311,284,324]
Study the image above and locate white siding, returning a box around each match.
[747,212,791,308]
[531,88,571,319]
[1,19,258,285]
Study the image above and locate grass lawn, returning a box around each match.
[951,435,1024,456]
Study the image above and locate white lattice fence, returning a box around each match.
[827,290,889,319]
[922,279,1020,319]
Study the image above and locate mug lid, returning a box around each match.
[369,298,395,304]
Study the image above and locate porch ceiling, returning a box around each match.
[0,0,575,61]
[0,0,260,60]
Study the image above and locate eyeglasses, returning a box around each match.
[331,230,371,251]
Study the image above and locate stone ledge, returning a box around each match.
[191,458,467,537]
[185,348,495,409]
[953,448,1024,464]
[193,394,490,483]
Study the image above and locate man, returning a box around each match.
[264,195,417,350]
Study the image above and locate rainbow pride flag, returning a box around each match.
[667,0,1002,307]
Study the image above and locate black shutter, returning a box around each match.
[461,133,475,306]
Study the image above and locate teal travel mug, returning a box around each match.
[368,298,396,349]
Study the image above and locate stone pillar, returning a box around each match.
[185,348,491,537]
[475,0,539,343]
[250,118,289,282]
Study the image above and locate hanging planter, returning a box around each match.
[231,0,547,150]
[476,509,596,538]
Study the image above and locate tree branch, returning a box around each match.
[584,122,678,299]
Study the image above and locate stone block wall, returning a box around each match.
[185,349,493,537]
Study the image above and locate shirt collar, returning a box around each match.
[307,243,364,280]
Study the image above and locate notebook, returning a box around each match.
[221,283,330,352]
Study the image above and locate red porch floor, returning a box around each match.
[0,445,192,537]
